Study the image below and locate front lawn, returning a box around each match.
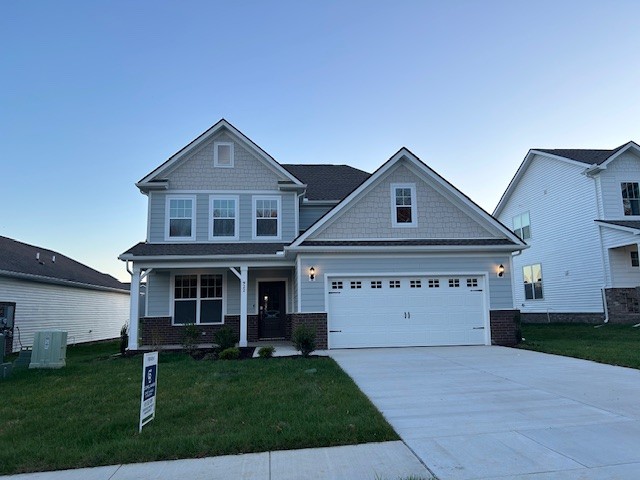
[519,323,640,369]
[0,342,397,475]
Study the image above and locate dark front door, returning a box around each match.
[258,281,286,339]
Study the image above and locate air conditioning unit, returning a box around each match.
[29,331,68,369]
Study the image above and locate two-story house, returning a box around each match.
[494,142,640,323]
[120,120,527,350]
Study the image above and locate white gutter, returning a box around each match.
[286,244,529,254]
[119,253,290,262]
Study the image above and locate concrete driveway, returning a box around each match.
[330,346,640,480]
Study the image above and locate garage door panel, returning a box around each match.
[328,275,487,348]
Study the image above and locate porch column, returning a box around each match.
[239,265,248,347]
[128,267,141,351]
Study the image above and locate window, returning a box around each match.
[513,212,531,240]
[631,251,639,267]
[371,281,382,289]
[466,278,478,287]
[166,196,195,240]
[214,142,234,168]
[174,274,223,324]
[389,280,401,288]
[331,281,343,290]
[428,279,439,288]
[350,281,362,289]
[391,183,417,227]
[621,182,640,216]
[410,280,422,288]
[210,196,238,240]
[523,264,543,300]
[253,196,281,238]
[449,278,460,288]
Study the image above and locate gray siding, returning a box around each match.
[313,161,497,240]
[148,192,297,243]
[146,271,171,316]
[1,276,129,353]
[598,151,640,219]
[298,254,513,312]
[299,204,334,232]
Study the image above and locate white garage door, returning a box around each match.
[328,275,487,348]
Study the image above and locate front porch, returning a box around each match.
[605,242,640,323]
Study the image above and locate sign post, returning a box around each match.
[139,351,158,432]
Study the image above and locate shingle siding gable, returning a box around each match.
[164,131,284,190]
[311,162,497,240]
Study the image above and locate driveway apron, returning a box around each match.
[330,346,640,480]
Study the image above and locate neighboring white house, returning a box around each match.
[0,236,130,352]
[494,141,640,323]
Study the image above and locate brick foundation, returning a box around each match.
[490,309,520,346]
[140,316,240,347]
[605,288,640,324]
[290,313,328,350]
[521,312,605,324]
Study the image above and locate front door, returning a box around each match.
[258,281,286,339]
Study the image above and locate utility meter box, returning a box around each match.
[29,331,68,369]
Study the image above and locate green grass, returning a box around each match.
[0,342,397,475]
[518,323,640,369]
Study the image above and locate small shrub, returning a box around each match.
[258,345,276,358]
[182,324,200,355]
[214,327,237,351]
[119,323,128,355]
[292,324,316,357]
[219,347,240,360]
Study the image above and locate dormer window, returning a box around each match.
[621,182,639,216]
[214,142,234,168]
[391,183,417,227]
[166,196,196,241]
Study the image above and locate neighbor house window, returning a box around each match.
[166,196,196,240]
[523,264,543,300]
[391,183,417,227]
[621,182,640,216]
[210,196,238,240]
[253,196,281,238]
[174,274,223,324]
[513,212,531,240]
[214,142,234,168]
[631,251,639,267]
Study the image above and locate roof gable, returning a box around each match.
[137,119,303,191]
[291,148,525,248]
[0,236,128,291]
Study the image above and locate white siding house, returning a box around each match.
[495,142,640,323]
[0,236,130,352]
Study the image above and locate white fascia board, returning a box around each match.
[597,142,640,168]
[0,269,130,294]
[303,199,340,205]
[118,253,292,262]
[286,244,528,254]
[136,181,169,192]
[137,119,304,186]
[595,222,640,235]
[131,259,295,270]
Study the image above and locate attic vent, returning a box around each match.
[52,255,56,263]
[36,252,40,261]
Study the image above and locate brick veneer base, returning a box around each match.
[290,313,328,350]
[605,288,640,324]
[140,316,240,347]
[520,312,605,324]
[490,309,520,347]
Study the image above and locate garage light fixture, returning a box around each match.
[309,267,316,281]
[497,264,505,277]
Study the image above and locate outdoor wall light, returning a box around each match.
[309,267,316,281]
[497,264,505,277]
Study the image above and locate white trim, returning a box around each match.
[390,183,417,228]
[296,255,302,312]
[255,277,289,316]
[164,195,197,242]
[252,195,282,240]
[596,222,640,235]
[170,271,227,325]
[213,141,234,168]
[146,191,152,242]
[158,189,283,195]
[596,141,640,168]
[209,195,240,241]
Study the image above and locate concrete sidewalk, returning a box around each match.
[1,441,432,480]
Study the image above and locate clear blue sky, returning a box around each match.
[2,1,639,282]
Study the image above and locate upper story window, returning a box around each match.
[214,142,234,168]
[391,183,417,227]
[166,195,196,241]
[253,196,281,239]
[513,212,531,240]
[631,251,639,267]
[210,196,239,240]
[523,263,543,300]
[621,182,640,216]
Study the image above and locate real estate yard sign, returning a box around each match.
[139,351,158,432]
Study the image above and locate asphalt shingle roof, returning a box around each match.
[0,236,128,291]
[595,220,640,230]
[282,164,370,201]
[535,143,629,165]
[122,242,288,257]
